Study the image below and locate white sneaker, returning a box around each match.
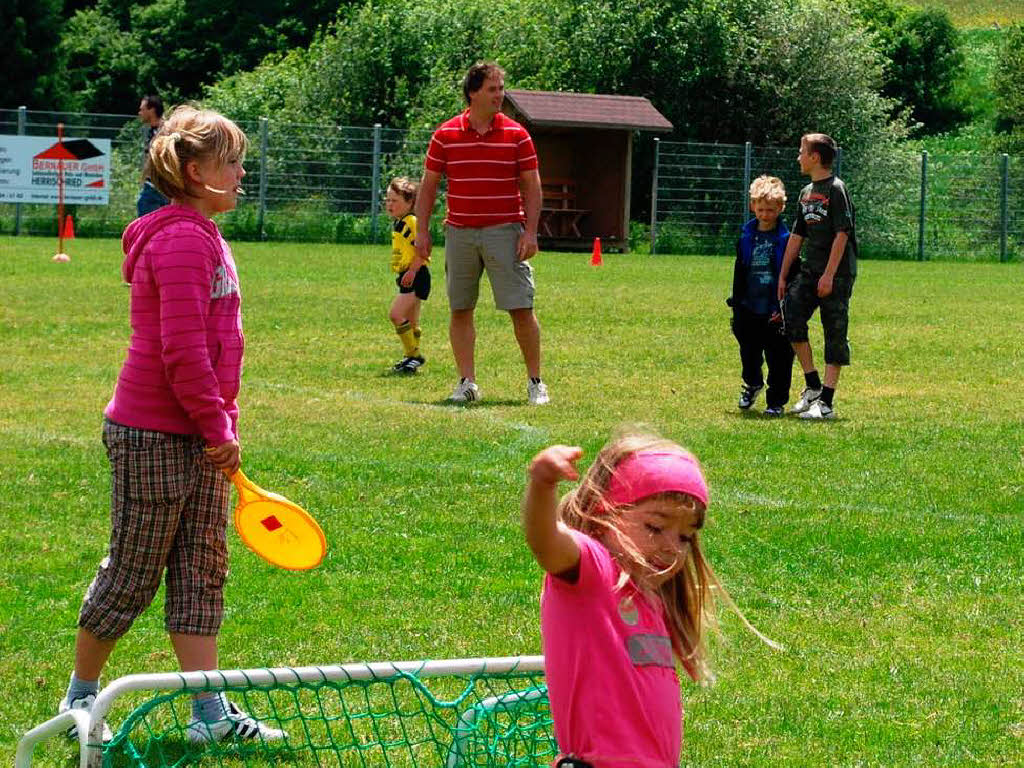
[59,693,113,742]
[527,379,550,405]
[186,701,287,744]
[449,378,480,403]
[792,387,823,414]
[799,400,835,420]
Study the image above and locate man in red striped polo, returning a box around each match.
[415,62,549,405]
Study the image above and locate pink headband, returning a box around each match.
[605,451,709,508]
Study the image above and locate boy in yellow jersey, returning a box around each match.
[386,177,430,373]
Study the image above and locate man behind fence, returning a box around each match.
[136,94,169,217]
[414,62,549,405]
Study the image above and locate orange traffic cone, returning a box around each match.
[62,215,75,240]
[590,237,603,266]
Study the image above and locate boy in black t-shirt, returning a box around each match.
[777,133,857,420]
[727,175,795,416]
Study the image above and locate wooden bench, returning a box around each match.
[540,177,589,238]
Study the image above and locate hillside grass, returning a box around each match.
[1,236,1022,766]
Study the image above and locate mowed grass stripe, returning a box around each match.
[0,236,1021,765]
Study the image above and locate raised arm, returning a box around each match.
[522,445,583,575]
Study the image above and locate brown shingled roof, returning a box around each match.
[505,89,673,132]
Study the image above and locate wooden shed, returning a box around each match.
[502,90,673,251]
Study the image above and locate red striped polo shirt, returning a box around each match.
[424,110,538,228]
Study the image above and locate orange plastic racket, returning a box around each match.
[226,469,326,570]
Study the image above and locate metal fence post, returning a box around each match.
[14,106,26,235]
[741,141,752,228]
[650,138,660,254]
[258,117,268,241]
[371,123,382,242]
[918,150,928,261]
[1000,153,1009,263]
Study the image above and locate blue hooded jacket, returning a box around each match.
[727,217,792,316]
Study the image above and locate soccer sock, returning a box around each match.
[413,326,422,357]
[395,321,416,356]
[805,370,822,391]
[530,377,542,385]
[192,692,229,723]
[820,386,835,407]
[66,673,99,703]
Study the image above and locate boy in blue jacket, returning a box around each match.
[727,175,796,416]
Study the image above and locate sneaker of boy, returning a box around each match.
[799,400,835,420]
[527,379,550,405]
[738,383,764,410]
[402,355,425,372]
[449,378,480,402]
[792,387,822,413]
[764,405,785,417]
[58,693,113,742]
[186,701,287,744]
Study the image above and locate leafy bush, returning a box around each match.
[994,23,1024,135]
[849,0,968,132]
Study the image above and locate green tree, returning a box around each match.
[58,7,143,113]
[993,23,1024,134]
[0,0,64,108]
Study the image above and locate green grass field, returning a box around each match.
[2,236,1022,766]
[908,0,1024,27]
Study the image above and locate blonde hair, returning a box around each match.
[749,175,786,207]
[388,177,418,205]
[557,428,780,682]
[145,105,248,201]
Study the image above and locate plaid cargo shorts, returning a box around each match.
[78,419,231,639]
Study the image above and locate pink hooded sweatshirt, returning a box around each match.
[104,205,243,446]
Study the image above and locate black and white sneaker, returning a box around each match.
[792,387,823,414]
[764,405,785,417]
[799,400,835,420]
[402,355,425,373]
[186,701,287,744]
[738,383,764,410]
[58,693,113,742]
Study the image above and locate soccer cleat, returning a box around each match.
[186,701,287,744]
[792,387,822,414]
[527,379,550,405]
[799,400,835,420]
[764,405,785,417]
[59,693,113,743]
[738,383,764,410]
[402,355,425,372]
[449,378,480,402]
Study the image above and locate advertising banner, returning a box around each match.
[0,135,112,205]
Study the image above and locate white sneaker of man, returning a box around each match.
[449,378,480,403]
[527,379,550,405]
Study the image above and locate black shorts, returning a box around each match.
[396,265,431,300]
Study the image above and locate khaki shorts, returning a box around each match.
[444,224,535,311]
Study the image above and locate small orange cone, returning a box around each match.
[590,237,603,266]
[62,215,76,240]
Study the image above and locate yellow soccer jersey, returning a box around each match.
[390,214,419,273]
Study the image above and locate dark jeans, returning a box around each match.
[731,307,795,408]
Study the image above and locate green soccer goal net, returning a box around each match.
[17,656,555,768]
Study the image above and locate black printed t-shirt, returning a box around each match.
[793,176,857,278]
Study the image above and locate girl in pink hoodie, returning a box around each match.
[59,105,286,744]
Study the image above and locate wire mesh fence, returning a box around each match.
[0,108,434,245]
[2,106,1022,260]
[652,139,1022,262]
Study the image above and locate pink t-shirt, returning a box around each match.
[541,531,682,767]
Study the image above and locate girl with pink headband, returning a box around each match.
[522,430,778,768]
